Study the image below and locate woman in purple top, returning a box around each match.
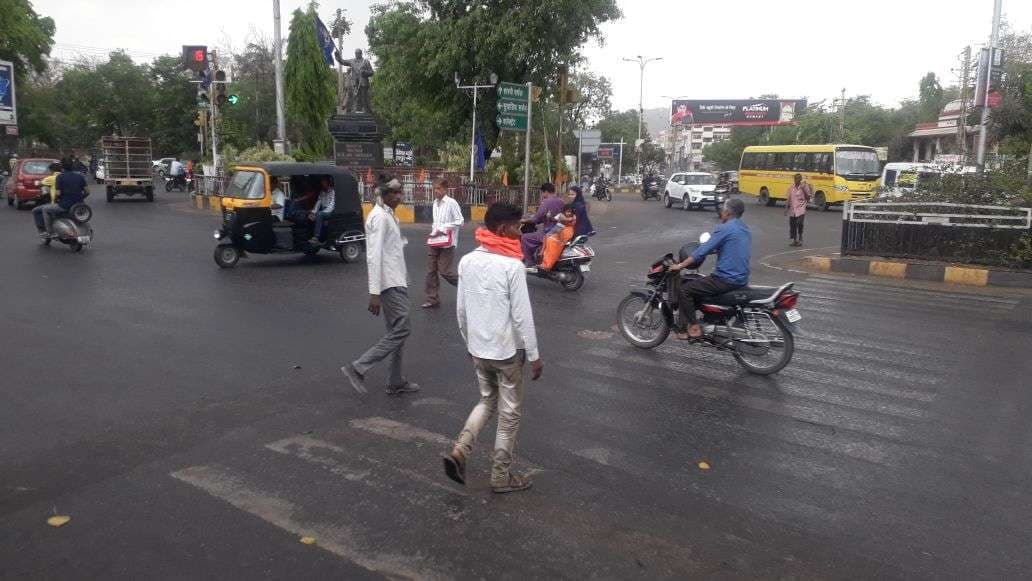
[520,183,565,265]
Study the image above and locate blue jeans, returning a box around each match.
[312,211,332,240]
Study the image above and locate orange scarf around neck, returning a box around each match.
[475,227,523,259]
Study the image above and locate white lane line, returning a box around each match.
[759,245,839,274]
[349,417,546,475]
[265,435,469,499]
[350,417,452,446]
[171,464,445,580]
[800,290,1016,312]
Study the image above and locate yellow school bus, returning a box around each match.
[738,144,881,210]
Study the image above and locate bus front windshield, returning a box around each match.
[835,149,880,178]
[224,171,266,199]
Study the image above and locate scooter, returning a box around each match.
[525,234,595,291]
[36,188,94,252]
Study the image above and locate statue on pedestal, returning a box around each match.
[335,48,375,114]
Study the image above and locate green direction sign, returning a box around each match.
[497,100,528,116]
[496,114,528,131]
[497,82,528,102]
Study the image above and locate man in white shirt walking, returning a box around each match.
[342,179,419,396]
[422,177,464,309]
[443,203,543,493]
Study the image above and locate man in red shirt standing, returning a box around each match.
[786,173,811,247]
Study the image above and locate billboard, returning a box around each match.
[670,99,804,127]
[0,60,16,125]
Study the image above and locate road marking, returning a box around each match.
[171,464,444,580]
[265,435,470,500]
[760,245,839,274]
[804,274,1020,305]
[350,416,452,447]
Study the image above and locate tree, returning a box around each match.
[149,55,197,156]
[918,72,945,122]
[702,139,741,170]
[595,109,639,174]
[366,0,621,154]
[284,5,336,160]
[0,0,56,75]
[222,37,278,148]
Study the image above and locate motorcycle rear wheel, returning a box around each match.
[617,294,669,349]
[731,313,794,375]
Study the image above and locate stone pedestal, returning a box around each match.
[328,112,384,168]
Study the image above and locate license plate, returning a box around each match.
[580,264,591,272]
[785,309,801,323]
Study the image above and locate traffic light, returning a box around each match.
[214,69,227,106]
[182,45,208,73]
[226,94,239,106]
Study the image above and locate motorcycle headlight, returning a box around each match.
[213,229,222,240]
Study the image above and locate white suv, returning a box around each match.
[663,172,721,211]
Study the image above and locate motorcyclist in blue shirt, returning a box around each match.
[668,198,751,339]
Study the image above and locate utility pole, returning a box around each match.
[523,82,533,214]
[455,72,498,182]
[556,65,568,186]
[209,50,220,174]
[957,46,971,159]
[272,0,287,154]
[622,55,663,177]
[976,0,1003,171]
[838,87,846,142]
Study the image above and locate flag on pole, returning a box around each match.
[314,16,336,65]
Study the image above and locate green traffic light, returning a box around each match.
[227,94,239,105]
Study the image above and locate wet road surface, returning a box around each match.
[1,188,1031,579]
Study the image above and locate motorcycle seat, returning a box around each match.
[706,283,793,306]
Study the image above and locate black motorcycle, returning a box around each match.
[591,178,612,202]
[641,177,661,201]
[165,174,191,192]
[616,234,801,375]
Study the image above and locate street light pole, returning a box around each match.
[976,0,1003,171]
[272,0,287,154]
[623,55,662,177]
[456,72,498,182]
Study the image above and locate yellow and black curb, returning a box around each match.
[804,256,1032,288]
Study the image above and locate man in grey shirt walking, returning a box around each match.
[342,179,419,396]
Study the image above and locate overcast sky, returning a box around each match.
[32,0,1032,112]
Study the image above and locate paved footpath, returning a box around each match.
[1,189,1031,579]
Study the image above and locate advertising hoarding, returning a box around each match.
[670,99,805,127]
[0,60,17,125]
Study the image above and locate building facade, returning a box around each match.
[907,99,978,163]
[662,124,731,171]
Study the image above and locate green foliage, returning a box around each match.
[149,55,197,156]
[702,139,741,170]
[220,39,278,149]
[594,109,638,174]
[918,72,945,123]
[0,0,55,75]
[220,142,294,169]
[284,6,336,160]
[366,0,621,153]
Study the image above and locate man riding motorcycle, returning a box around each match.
[668,198,752,339]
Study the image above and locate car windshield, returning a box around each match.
[224,171,266,199]
[684,175,716,185]
[835,149,880,177]
[22,161,53,175]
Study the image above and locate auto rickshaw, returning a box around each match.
[212,162,365,269]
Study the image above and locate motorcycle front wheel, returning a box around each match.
[617,294,669,349]
[731,312,794,375]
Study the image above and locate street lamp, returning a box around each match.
[456,71,499,181]
[623,55,663,177]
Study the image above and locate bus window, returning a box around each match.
[775,153,792,171]
[815,153,833,174]
[792,153,810,172]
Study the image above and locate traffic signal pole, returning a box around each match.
[209,51,220,175]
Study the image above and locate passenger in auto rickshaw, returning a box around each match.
[271,177,289,222]
[308,177,337,244]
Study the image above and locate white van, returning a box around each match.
[880,162,977,197]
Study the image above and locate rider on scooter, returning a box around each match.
[39,159,88,238]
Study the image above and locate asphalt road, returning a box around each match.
[1,187,1031,580]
